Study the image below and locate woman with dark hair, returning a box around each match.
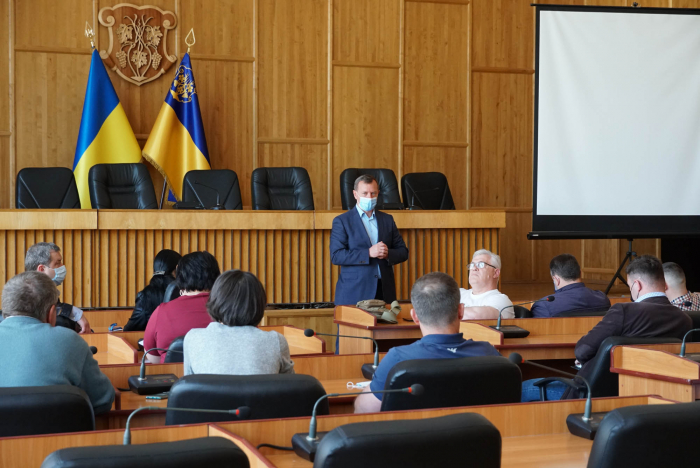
[183,270,294,376]
[123,249,181,331]
[144,251,221,363]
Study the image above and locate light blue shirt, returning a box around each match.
[635,291,667,303]
[356,204,381,278]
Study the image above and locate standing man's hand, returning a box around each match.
[370,242,388,259]
[77,316,92,334]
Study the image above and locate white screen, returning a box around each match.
[537,10,700,216]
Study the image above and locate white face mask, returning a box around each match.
[357,197,377,212]
[51,265,67,286]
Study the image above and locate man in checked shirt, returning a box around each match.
[663,262,700,311]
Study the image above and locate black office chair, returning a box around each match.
[339,169,402,210]
[163,282,179,304]
[380,356,521,411]
[587,401,700,468]
[164,336,185,363]
[513,305,532,318]
[314,413,501,468]
[0,386,94,437]
[166,374,328,424]
[41,437,249,468]
[16,167,81,209]
[251,167,314,210]
[684,310,700,342]
[88,163,158,209]
[182,169,242,210]
[400,172,455,210]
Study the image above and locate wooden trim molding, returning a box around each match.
[332,60,401,69]
[472,67,535,75]
[14,45,92,55]
[257,138,330,145]
[403,140,469,148]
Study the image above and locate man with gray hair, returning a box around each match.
[354,272,501,413]
[25,242,91,334]
[460,249,513,320]
[0,271,114,414]
[663,262,700,311]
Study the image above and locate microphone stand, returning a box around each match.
[195,181,224,210]
[679,327,700,359]
[488,297,555,338]
[408,186,440,210]
[127,347,183,395]
[305,329,379,379]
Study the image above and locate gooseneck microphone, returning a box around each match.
[408,186,440,210]
[305,328,380,379]
[679,328,700,358]
[508,353,601,439]
[291,384,424,461]
[123,405,250,445]
[195,181,224,210]
[489,297,555,339]
[127,347,183,395]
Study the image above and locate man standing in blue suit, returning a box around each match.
[331,174,409,307]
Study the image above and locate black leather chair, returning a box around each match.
[684,310,700,341]
[164,336,184,363]
[587,401,700,468]
[163,281,179,303]
[380,356,521,411]
[88,163,158,209]
[16,167,81,209]
[41,437,249,468]
[182,169,242,210]
[514,305,532,318]
[339,169,402,210]
[400,172,455,210]
[251,167,314,210]
[313,413,501,468]
[166,374,328,424]
[0,386,94,437]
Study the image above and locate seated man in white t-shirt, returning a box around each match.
[460,249,513,320]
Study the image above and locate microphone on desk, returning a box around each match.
[195,181,224,210]
[679,328,700,358]
[490,297,555,338]
[123,405,250,445]
[408,186,440,210]
[291,384,424,461]
[508,352,602,440]
[89,346,98,355]
[305,328,380,379]
[127,347,183,395]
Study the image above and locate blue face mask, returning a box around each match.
[357,197,377,212]
[52,265,67,286]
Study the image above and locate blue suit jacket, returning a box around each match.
[330,209,408,305]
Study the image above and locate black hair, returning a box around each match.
[549,254,581,281]
[626,255,665,286]
[207,270,267,327]
[410,272,460,327]
[153,249,181,277]
[176,251,221,292]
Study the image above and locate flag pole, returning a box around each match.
[159,181,167,209]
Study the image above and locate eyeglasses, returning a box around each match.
[468,261,498,271]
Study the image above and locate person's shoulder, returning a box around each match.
[468,340,501,356]
[51,326,90,351]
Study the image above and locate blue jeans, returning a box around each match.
[521,378,567,402]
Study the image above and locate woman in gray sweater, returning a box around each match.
[183,270,294,376]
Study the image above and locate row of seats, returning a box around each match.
[16,165,456,210]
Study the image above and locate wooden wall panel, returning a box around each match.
[258,0,328,140]
[534,238,583,282]
[178,0,254,58]
[673,0,700,7]
[471,0,534,70]
[0,138,9,208]
[15,0,93,50]
[404,1,469,144]
[332,66,399,209]
[499,212,533,283]
[403,147,467,210]
[333,0,400,64]
[0,0,8,133]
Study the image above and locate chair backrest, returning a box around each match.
[88,163,158,209]
[313,413,501,468]
[251,167,314,210]
[41,437,249,468]
[163,281,179,303]
[164,336,185,363]
[166,374,328,424]
[587,401,700,468]
[182,169,242,210]
[584,336,681,398]
[339,169,402,210]
[684,310,700,341]
[400,172,455,210]
[513,305,532,318]
[0,385,94,437]
[380,356,521,411]
[16,168,81,209]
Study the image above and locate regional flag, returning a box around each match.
[73,50,141,209]
[142,53,210,201]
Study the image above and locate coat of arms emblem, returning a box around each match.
[98,4,177,86]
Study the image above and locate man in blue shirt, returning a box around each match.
[530,254,610,318]
[354,272,501,413]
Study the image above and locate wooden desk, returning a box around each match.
[611,342,700,402]
[80,334,138,365]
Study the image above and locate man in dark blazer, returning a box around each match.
[330,174,409,306]
[521,255,692,401]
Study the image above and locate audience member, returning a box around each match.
[354,272,501,413]
[124,249,182,331]
[184,270,294,376]
[530,254,610,317]
[521,255,692,401]
[144,251,220,363]
[663,262,700,311]
[25,242,91,334]
[0,272,114,414]
[459,249,513,320]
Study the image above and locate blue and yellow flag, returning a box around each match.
[73,50,141,209]
[142,53,210,201]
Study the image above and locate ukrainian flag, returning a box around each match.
[142,53,210,202]
[73,50,141,209]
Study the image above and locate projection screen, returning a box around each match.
[531,5,700,239]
